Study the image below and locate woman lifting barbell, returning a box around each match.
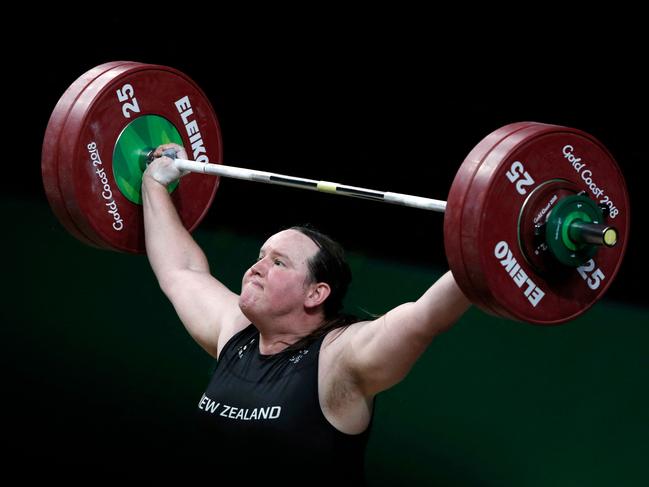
[142,142,471,481]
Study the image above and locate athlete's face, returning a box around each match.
[239,230,320,319]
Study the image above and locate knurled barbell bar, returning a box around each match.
[41,61,630,325]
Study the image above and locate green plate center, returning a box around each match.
[113,115,183,204]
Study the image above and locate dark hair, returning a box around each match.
[284,225,358,351]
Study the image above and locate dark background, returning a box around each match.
[4,14,648,484]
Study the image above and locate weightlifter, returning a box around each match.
[142,142,471,481]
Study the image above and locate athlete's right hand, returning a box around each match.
[144,143,190,187]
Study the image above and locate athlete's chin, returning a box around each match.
[239,294,261,320]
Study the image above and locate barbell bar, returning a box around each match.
[162,152,616,249]
[172,153,447,212]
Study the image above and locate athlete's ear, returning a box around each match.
[304,282,331,309]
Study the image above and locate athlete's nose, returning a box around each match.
[250,256,268,276]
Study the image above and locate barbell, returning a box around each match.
[41,61,630,325]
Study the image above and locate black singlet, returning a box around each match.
[194,324,372,481]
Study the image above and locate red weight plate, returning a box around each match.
[444,122,539,317]
[53,62,150,249]
[458,123,629,324]
[57,63,223,253]
[42,61,141,248]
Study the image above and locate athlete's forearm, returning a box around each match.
[142,174,210,284]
